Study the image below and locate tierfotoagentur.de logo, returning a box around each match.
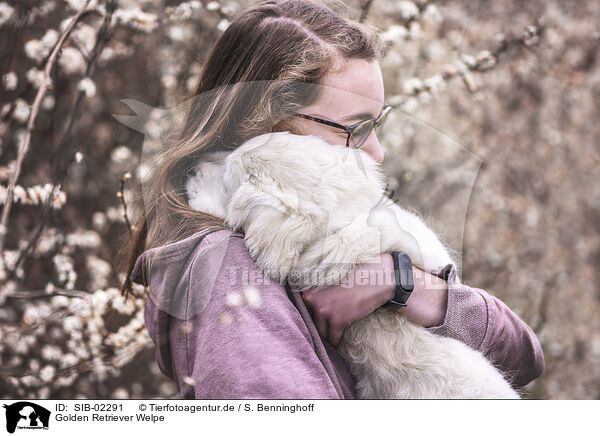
[2,402,51,434]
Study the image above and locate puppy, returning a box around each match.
[186,131,519,399]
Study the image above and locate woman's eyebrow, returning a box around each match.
[341,112,375,121]
[341,104,385,122]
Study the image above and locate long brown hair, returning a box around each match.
[118,0,387,298]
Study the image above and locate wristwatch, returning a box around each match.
[381,251,414,310]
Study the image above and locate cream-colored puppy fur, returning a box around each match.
[186,131,519,399]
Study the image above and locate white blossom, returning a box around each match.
[114,8,158,33]
[165,1,203,20]
[106,206,125,223]
[111,294,136,315]
[41,345,63,361]
[89,332,103,347]
[161,74,177,89]
[65,229,101,249]
[221,2,239,15]
[168,25,185,41]
[42,94,55,110]
[136,163,153,183]
[98,41,134,64]
[26,68,49,89]
[206,1,220,11]
[41,28,59,50]
[217,19,229,32]
[73,23,97,53]
[53,190,67,209]
[92,211,107,230]
[2,71,17,91]
[13,99,31,123]
[113,387,129,399]
[461,54,477,69]
[23,305,41,325]
[0,2,15,26]
[21,375,39,387]
[88,257,111,291]
[53,253,77,290]
[25,39,48,61]
[77,77,96,97]
[397,1,419,22]
[475,50,497,70]
[408,21,421,39]
[423,74,445,94]
[403,78,423,95]
[0,250,18,272]
[60,353,79,369]
[423,5,442,25]
[50,295,70,309]
[382,25,409,44]
[65,0,96,11]
[0,183,66,209]
[58,47,87,75]
[110,145,133,163]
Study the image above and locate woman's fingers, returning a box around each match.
[328,324,344,347]
[313,313,329,343]
[301,286,346,346]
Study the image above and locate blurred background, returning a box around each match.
[0,0,598,399]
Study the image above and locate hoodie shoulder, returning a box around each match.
[129,228,244,319]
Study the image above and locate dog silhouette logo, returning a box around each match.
[3,402,50,433]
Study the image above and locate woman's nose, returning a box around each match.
[360,131,384,163]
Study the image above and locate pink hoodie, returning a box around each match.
[130,227,544,399]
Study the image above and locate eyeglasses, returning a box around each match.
[291,104,392,149]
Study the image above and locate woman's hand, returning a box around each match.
[301,253,450,346]
[301,253,394,346]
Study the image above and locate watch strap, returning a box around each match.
[381,251,414,310]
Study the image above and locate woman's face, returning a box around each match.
[280,58,386,163]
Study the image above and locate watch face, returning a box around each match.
[399,269,413,291]
[396,252,414,292]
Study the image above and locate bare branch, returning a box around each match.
[0,0,91,255]
[2,1,119,283]
[388,21,545,110]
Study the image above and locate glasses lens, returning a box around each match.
[350,120,375,149]
[376,106,391,128]
[349,107,391,149]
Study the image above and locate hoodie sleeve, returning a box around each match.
[159,230,348,399]
[425,264,545,388]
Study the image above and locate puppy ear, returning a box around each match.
[225,174,314,283]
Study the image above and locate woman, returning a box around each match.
[120,0,544,399]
